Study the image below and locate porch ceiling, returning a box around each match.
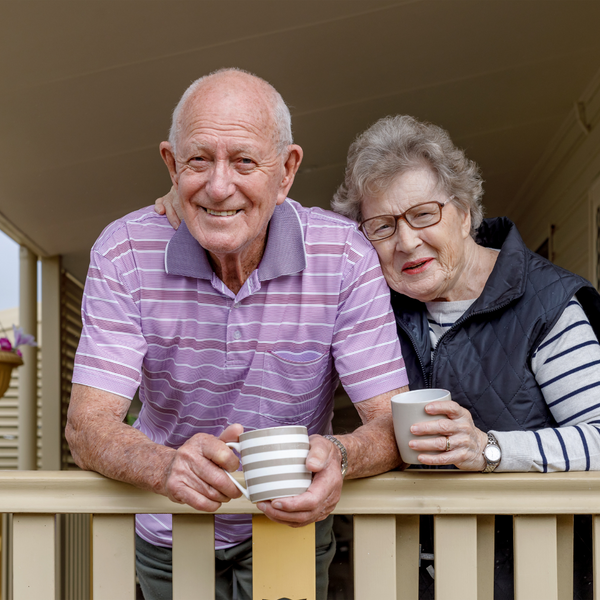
[1,0,600,281]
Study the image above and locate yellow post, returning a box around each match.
[252,515,315,600]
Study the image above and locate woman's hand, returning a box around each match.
[408,400,489,471]
[154,186,183,230]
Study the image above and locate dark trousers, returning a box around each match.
[136,515,336,600]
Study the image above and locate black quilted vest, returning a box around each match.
[392,217,600,433]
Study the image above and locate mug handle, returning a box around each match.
[223,442,250,500]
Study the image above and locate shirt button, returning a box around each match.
[233,330,241,340]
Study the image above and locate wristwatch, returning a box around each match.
[482,432,501,473]
[323,435,348,478]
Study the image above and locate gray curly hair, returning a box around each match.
[331,115,484,235]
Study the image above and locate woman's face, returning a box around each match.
[361,168,472,302]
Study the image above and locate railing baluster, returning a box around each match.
[514,515,558,600]
[92,514,135,600]
[477,515,495,600]
[252,515,315,600]
[395,515,419,600]
[434,515,477,600]
[13,513,55,600]
[556,514,574,600]
[172,514,215,599]
[354,515,396,599]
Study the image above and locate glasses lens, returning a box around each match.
[362,216,397,240]
[405,202,441,228]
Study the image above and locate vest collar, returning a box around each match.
[472,217,528,312]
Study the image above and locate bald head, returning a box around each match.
[168,68,292,154]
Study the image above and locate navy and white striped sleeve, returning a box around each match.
[493,297,600,472]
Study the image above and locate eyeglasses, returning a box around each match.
[359,199,452,242]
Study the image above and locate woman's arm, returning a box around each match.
[493,297,600,472]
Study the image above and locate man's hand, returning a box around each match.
[256,387,406,527]
[154,185,183,230]
[162,424,245,511]
[67,384,245,512]
[256,434,343,527]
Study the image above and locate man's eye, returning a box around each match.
[239,157,254,165]
[187,157,209,171]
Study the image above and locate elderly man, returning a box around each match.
[66,68,408,600]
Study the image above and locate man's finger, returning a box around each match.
[257,500,320,527]
[219,423,244,442]
[305,435,333,472]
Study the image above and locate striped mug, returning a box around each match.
[224,425,312,503]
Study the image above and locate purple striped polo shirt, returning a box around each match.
[73,198,407,549]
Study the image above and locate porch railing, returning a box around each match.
[2,469,600,600]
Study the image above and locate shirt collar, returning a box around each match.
[165,199,306,281]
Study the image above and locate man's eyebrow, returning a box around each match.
[183,141,213,154]
[179,142,260,157]
[229,144,260,156]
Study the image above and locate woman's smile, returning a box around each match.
[401,257,434,274]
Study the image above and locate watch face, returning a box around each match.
[485,445,501,463]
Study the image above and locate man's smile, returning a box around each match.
[203,207,242,217]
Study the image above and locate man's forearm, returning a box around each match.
[66,384,175,494]
[331,386,407,479]
[336,412,401,479]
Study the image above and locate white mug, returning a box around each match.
[391,388,451,464]
[223,425,312,503]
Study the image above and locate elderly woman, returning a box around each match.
[331,114,600,598]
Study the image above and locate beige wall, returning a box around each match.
[506,68,600,283]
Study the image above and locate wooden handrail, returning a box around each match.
[4,470,599,599]
[0,470,599,514]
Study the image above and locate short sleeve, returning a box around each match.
[72,248,147,399]
[332,244,408,403]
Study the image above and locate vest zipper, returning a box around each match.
[396,322,431,388]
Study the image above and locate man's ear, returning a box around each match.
[276,144,303,205]
[160,142,179,188]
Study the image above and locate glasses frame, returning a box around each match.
[359,197,453,242]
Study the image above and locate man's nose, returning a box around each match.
[394,219,423,253]
[206,161,235,201]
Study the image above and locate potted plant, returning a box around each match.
[0,326,37,399]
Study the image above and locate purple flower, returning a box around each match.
[0,338,12,352]
[12,326,37,349]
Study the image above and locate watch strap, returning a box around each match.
[482,432,501,473]
[323,435,348,478]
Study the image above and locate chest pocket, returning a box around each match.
[259,350,331,426]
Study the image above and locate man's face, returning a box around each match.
[161,78,299,268]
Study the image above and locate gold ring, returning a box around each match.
[445,437,451,452]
